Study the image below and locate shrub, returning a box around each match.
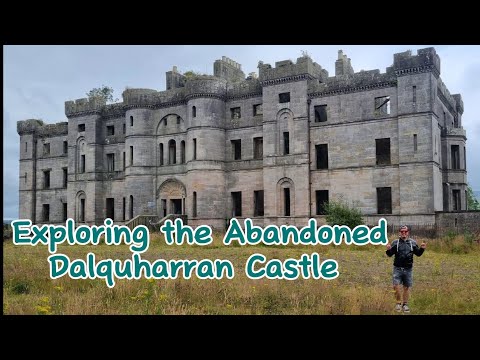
[325,200,364,229]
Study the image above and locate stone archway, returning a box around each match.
[156,179,186,217]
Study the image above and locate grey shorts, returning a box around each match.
[393,266,413,287]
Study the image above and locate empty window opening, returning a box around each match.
[107,125,114,136]
[193,138,197,160]
[376,138,391,165]
[43,143,50,156]
[177,116,181,125]
[123,152,126,170]
[63,141,68,154]
[253,104,263,116]
[232,192,242,217]
[413,134,418,153]
[123,124,126,134]
[42,204,50,222]
[284,188,291,216]
[165,118,168,126]
[451,145,460,169]
[25,172,27,184]
[452,189,461,211]
[43,170,50,189]
[232,140,241,160]
[253,137,263,159]
[80,155,86,173]
[129,195,134,219]
[106,198,115,220]
[123,197,126,221]
[193,192,197,217]
[63,168,68,188]
[161,199,167,217]
[314,105,328,122]
[159,144,164,166]
[377,187,392,214]
[316,190,329,215]
[413,86,417,105]
[283,132,290,155]
[375,96,390,115]
[168,140,176,164]
[279,92,290,103]
[80,198,85,222]
[231,107,241,119]
[130,146,134,166]
[181,140,185,164]
[107,153,115,172]
[316,144,329,169]
[192,106,196,118]
[78,124,85,132]
[25,142,27,153]
[254,190,264,217]
[130,116,133,126]
[63,203,68,222]
[171,199,182,215]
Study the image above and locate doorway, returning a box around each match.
[171,199,182,214]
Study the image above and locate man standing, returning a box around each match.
[386,225,426,313]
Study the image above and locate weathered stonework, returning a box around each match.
[17,48,475,231]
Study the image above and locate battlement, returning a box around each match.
[393,47,441,76]
[123,88,186,108]
[437,78,460,114]
[258,55,328,85]
[17,119,68,137]
[214,56,245,83]
[65,97,106,117]
[452,94,464,114]
[227,77,262,100]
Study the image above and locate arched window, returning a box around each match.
[169,139,176,164]
[181,140,185,164]
[192,106,197,118]
[159,143,164,166]
[76,191,86,223]
[277,178,295,216]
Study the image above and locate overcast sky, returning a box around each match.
[3,45,479,219]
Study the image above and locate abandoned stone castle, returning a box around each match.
[17,47,469,230]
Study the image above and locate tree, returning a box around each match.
[86,85,118,103]
[466,184,480,210]
[324,199,364,229]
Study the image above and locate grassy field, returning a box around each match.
[3,231,480,315]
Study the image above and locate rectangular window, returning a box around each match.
[43,170,50,189]
[316,144,328,169]
[130,116,133,126]
[376,138,391,165]
[177,116,181,125]
[63,203,68,222]
[130,146,133,166]
[314,105,328,122]
[78,124,85,132]
[107,125,115,136]
[279,92,290,103]
[123,197,126,221]
[63,141,68,154]
[25,172,27,184]
[159,144,164,166]
[253,137,263,159]
[377,187,392,214]
[451,145,460,169]
[374,96,390,115]
[284,188,291,216]
[283,132,290,155]
[106,198,115,220]
[193,192,197,218]
[25,142,28,153]
[253,104,263,116]
[232,140,241,160]
[123,124,126,134]
[42,204,50,222]
[43,143,50,156]
[123,152,126,170]
[80,155,86,173]
[254,190,264,217]
[193,138,197,160]
[107,153,115,172]
[80,198,85,222]
[232,191,242,217]
[452,189,461,211]
[231,107,241,119]
[413,86,417,105]
[413,134,418,152]
[63,168,68,188]
[316,190,329,215]
[161,199,167,218]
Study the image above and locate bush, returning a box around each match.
[325,200,364,229]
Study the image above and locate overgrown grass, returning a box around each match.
[3,232,480,315]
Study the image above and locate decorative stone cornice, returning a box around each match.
[308,81,396,99]
[260,73,316,86]
[226,92,262,101]
[66,110,102,118]
[185,93,226,101]
[395,65,440,78]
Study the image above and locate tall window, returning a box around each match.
[314,105,327,122]
[412,86,417,105]
[159,143,164,166]
[169,140,176,164]
[43,143,50,156]
[413,134,418,153]
[107,153,115,172]
[42,204,50,222]
[181,140,185,164]
[25,142,27,153]
[43,170,50,189]
[451,145,460,169]
[129,195,134,219]
[63,141,68,154]
[284,188,291,216]
[452,190,461,211]
[123,197,126,221]
[253,137,263,159]
[193,192,197,217]
[63,203,68,222]
[130,146,133,166]
[80,198,85,222]
[376,138,391,165]
[193,138,197,160]
[377,187,392,214]
[283,132,290,155]
[316,190,329,215]
[63,168,68,188]
[316,144,328,169]
[123,152,126,170]
[254,190,264,217]
[232,140,241,160]
[106,198,115,220]
[192,106,196,118]
[107,125,114,136]
[130,116,133,126]
[80,155,86,173]
[231,192,242,217]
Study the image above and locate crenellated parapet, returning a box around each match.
[17,119,68,137]
[259,56,328,86]
[65,97,106,117]
[214,56,245,83]
[101,102,126,119]
[122,88,187,109]
[226,78,262,100]
[393,47,441,77]
[437,78,459,115]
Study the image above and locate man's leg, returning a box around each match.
[403,286,410,303]
[394,285,402,303]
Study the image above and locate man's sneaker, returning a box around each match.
[395,303,402,312]
[402,304,410,313]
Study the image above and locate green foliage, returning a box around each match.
[324,200,364,229]
[86,85,118,103]
[466,184,480,210]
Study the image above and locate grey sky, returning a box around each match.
[3,45,479,219]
